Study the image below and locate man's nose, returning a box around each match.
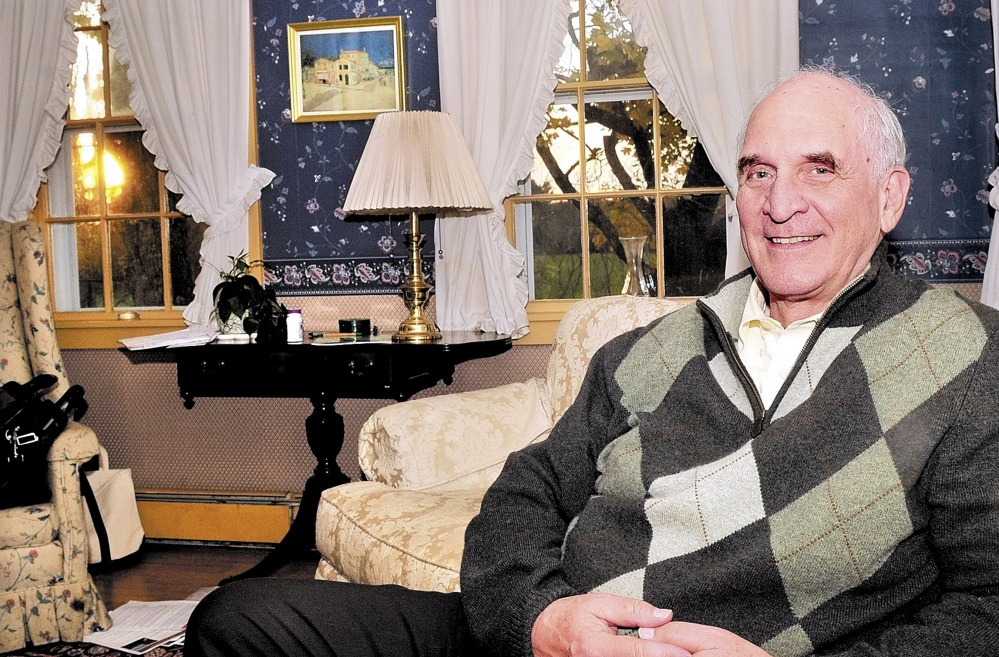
[763,174,807,223]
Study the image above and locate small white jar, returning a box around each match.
[286,308,303,343]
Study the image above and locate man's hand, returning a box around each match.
[649,622,773,657]
[531,593,693,657]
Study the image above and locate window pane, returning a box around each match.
[70,30,105,120]
[110,218,164,308]
[662,194,727,296]
[588,197,656,297]
[585,0,645,82]
[529,200,583,300]
[104,128,159,215]
[168,189,183,213]
[51,221,104,311]
[48,130,103,218]
[585,94,655,192]
[532,102,581,195]
[169,217,206,307]
[108,45,135,117]
[660,112,725,191]
[71,1,101,27]
[556,0,581,83]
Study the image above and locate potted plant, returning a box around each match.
[212,252,288,343]
[243,286,288,344]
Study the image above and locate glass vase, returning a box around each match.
[620,236,650,296]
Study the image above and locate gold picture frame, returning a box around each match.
[287,16,407,122]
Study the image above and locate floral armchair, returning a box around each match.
[314,295,682,593]
[0,221,111,652]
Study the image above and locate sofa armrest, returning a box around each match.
[359,378,553,491]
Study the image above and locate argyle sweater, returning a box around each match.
[461,253,999,657]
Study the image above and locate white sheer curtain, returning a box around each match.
[0,0,77,223]
[619,0,799,276]
[435,0,571,338]
[102,0,275,330]
[980,0,999,307]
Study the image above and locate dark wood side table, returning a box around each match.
[171,331,512,582]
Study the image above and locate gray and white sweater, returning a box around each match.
[460,250,999,656]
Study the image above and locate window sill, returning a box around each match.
[516,299,582,345]
[55,316,188,349]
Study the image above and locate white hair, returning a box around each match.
[737,67,907,180]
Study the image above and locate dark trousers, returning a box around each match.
[184,578,475,657]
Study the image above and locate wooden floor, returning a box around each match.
[91,542,319,611]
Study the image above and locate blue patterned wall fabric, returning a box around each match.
[252,1,997,294]
[801,1,996,282]
[252,0,440,295]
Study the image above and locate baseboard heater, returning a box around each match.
[134,490,300,545]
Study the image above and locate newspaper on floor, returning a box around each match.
[84,599,200,655]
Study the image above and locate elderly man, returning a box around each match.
[186,69,999,657]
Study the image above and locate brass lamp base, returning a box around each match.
[393,211,442,343]
[394,316,442,343]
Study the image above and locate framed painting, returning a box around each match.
[287,16,407,122]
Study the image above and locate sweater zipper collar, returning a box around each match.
[698,265,879,438]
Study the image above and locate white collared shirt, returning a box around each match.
[736,280,822,410]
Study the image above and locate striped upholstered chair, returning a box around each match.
[0,221,111,651]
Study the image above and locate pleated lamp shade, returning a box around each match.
[343,110,492,215]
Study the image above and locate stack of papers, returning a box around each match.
[84,600,199,654]
[119,329,216,351]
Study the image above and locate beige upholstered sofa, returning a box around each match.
[314,295,682,593]
[0,221,111,651]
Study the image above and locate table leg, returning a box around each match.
[220,390,350,584]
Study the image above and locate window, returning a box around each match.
[38,0,205,347]
[509,0,728,337]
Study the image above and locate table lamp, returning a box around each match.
[343,111,492,342]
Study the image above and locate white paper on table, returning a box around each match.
[119,328,216,350]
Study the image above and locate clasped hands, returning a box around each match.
[531,593,773,657]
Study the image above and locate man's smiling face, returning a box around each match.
[735,73,907,325]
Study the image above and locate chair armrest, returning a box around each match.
[359,378,552,491]
[47,420,100,464]
[46,421,100,583]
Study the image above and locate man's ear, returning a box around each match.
[879,166,910,234]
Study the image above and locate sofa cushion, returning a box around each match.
[359,379,551,491]
[0,502,57,550]
[316,482,482,593]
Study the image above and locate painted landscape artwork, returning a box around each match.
[289,18,405,122]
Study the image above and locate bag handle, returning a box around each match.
[80,469,112,564]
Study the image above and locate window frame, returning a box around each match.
[36,7,262,349]
[506,4,726,344]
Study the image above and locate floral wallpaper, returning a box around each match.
[801,0,996,282]
[252,0,440,295]
[252,0,997,294]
